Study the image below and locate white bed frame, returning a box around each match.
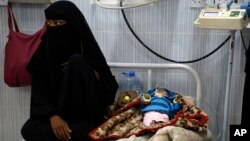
[108,62,202,107]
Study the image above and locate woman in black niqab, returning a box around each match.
[21,1,118,141]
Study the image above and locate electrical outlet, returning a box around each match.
[214,0,227,7]
[0,0,8,6]
[89,0,95,4]
[191,0,206,8]
[215,0,227,4]
[206,0,215,7]
[214,0,240,9]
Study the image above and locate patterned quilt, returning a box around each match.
[89,92,208,141]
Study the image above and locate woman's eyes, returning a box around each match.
[47,20,66,26]
[56,21,65,25]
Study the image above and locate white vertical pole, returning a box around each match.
[222,30,235,141]
[147,69,152,89]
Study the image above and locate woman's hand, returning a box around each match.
[93,69,100,80]
[50,115,72,141]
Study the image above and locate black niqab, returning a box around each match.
[22,1,118,140]
[27,0,118,119]
[28,0,110,74]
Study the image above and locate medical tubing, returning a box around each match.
[121,9,231,64]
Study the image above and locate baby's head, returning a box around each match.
[154,88,167,97]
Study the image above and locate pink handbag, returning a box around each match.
[4,3,47,87]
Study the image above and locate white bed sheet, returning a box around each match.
[115,126,212,141]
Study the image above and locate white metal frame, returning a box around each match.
[108,63,202,107]
[9,0,50,4]
[221,30,236,141]
[94,0,159,9]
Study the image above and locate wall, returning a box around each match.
[0,0,249,140]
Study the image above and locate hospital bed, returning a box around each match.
[92,62,212,141]
[21,63,212,141]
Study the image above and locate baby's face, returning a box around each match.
[155,89,167,97]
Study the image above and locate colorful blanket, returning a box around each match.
[89,92,208,141]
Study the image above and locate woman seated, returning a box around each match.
[21,1,118,141]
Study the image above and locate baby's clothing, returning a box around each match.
[143,111,169,126]
[140,88,181,119]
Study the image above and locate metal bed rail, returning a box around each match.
[108,62,202,107]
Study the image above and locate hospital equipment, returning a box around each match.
[194,8,249,30]
[94,0,159,9]
[194,1,250,141]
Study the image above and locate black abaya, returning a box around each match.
[21,1,118,140]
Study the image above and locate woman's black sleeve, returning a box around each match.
[29,71,57,118]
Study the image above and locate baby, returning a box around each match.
[140,88,181,126]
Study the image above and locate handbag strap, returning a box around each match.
[7,2,19,32]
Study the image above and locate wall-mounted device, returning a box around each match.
[1,0,50,6]
[0,0,8,5]
[95,0,159,9]
[194,8,249,30]
[8,0,50,4]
